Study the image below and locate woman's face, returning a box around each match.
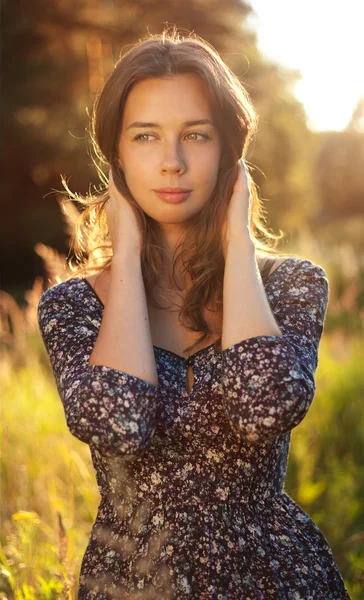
[117,73,222,227]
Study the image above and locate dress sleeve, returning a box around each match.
[220,259,329,442]
[37,284,157,456]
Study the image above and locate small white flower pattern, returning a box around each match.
[37,256,350,599]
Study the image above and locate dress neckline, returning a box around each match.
[80,276,217,362]
[77,256,295,363]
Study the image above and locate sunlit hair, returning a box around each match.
[64,26,284,355]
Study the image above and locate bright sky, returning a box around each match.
[247,0,364,131]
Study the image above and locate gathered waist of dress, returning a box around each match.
[92,446,286,510]
[163,488,281,510]
[100,471,283,512]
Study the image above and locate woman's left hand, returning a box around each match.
[221,158,253,257]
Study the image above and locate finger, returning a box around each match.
[240,158,251,178]
[234,159,249,191]
[241,159,253,187]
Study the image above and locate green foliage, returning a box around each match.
[1,358,99,598]
[285,335,364,595]
[14,579,64,600]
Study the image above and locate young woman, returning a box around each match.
[38,29,350,600]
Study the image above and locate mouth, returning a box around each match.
[155,187,192,193]
[153,188,192,204]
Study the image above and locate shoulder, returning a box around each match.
[37,276,86,317]
[280,255,328,284]
[261,255,327,281]
[265,255,329,313]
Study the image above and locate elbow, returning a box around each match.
[65,408,157,455]
[65,412,97,445]
[224,378,315,442]
[61,367,158,455]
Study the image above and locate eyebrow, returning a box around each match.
[126,119,214,131]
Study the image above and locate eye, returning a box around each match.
[134,133,155,142]
[133,132,211,142]
[185,132,210,141]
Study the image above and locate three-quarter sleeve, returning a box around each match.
[220,260,329,442]
[37,284,157,456]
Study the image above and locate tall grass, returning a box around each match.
[1,338,99,599]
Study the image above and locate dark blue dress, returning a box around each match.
[37,256,350,599]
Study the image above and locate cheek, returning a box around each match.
[200,160,220,196]
[122,164,155,212]
[122,159,149,193]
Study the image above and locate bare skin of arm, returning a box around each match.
[221,236,283,351]
[221,161,283,350]
[88,170,158,388]
[88,251,158,387]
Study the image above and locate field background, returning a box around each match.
[1,0,364,598]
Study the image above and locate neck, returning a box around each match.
[151,222,190,283]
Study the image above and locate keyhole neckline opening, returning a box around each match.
[153,342,217,365]
[185,362,195,395]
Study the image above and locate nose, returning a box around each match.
[160,140,186,174]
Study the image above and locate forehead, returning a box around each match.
[122,74,213,122]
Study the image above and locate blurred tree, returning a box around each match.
[1,0,315,289]
[346,97,364,133]
[313,130,364,221]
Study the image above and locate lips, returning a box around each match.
[155,187,191,193]
[153,189,191,204]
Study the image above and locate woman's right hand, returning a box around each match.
[106,167,143,256]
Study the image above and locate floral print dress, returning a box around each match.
[37,256,350,599]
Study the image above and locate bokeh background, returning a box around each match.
[1,1,363,598]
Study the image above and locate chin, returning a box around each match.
[153,217,192,226]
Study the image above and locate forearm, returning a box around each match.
[89,251,158,387]
[221,236,282,350]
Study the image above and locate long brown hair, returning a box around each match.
[64,27,284,355]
